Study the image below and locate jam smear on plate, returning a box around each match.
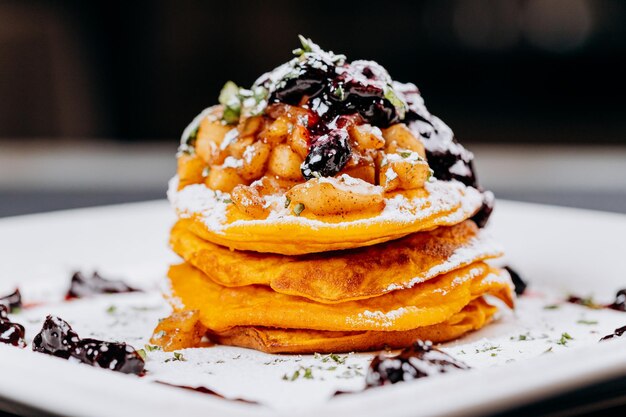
[567,289,626,311]
[0,288,22,313]
[66,271,139,300]
[157,382,258,404]
[503,266,527,296]
[32,315,145,375]
[0,305,26,347]
[365,340,469,387]
[600,325,626,342]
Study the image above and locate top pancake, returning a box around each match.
[168,176,483,255]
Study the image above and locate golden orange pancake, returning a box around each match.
[168,177,484,255]
[208,298,497,353]
[171,219,502,303]
[166,262,513,333]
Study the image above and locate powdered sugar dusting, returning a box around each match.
[385,231,504,292]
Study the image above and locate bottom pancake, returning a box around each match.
[208,297,498,353]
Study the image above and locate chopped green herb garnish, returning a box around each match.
[165,352,186,362]
[293,203,305,216]
[398,151,413,158]
[144,344,161,352]
[222,106,240,124]
[543,304,560,310]
[577,319,598,325]
[543,347,554,354]
[333,84,345,101]
[383,84,407,119]
[557,332,573,346]
[106,305,117,314]
[292,35,314,56]
[219,81,239,105]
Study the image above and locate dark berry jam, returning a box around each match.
[365,340,469,387]
[66,271,139,300]
[32,315,81,358]
[0,288,22,313]
[265,57,401,132]
[32,315,144,375]
[73,339,145,374]
[470,191,495,228]
[503,266,527,296]
[301,129,351,179]
[0,305,26,347]
[600,325,626,342]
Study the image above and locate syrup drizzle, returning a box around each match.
[365,340,469,387]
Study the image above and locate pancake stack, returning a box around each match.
[152,37,514,353]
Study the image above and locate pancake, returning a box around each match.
[208,298,498,353]
[171,218,503,303]
[165,262,513,333]
[168,176,484,255]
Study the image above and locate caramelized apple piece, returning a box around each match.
[268,144,304,180]
[286,175,385,216]
[382,124,425,158]
[177,154,206,189]
[380,151,431,191]
[151,310,209,351]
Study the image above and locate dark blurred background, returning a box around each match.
[2,0,626,143]
[0,0,625,216]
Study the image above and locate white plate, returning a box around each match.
[1,200,626,417]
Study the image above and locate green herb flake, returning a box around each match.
[333,84,345,101]
[577,319,598,325]
[137,349,147,360]
[293,203,305,216]
[398,151,413,158]
[218,81,240,106]
[165,352,187,363]
[222,106,240,124]
[144,344,161,352]
[543,304,560,310]
[557,332,574,346]
[292,35,314,56]
[383,85,407,119]
[106,305,117,314]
